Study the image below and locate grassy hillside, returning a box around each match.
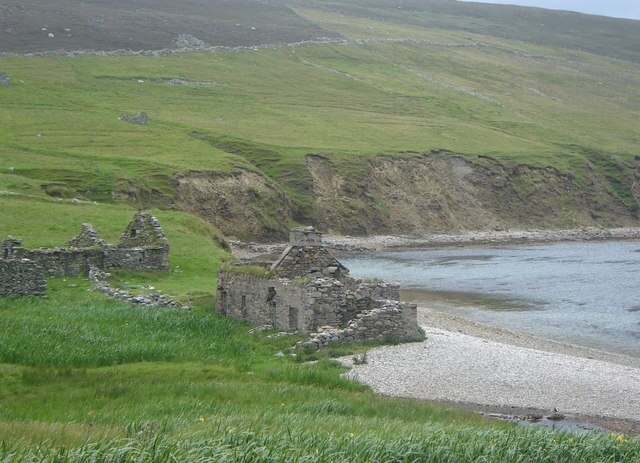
[292,0,640,64]
[2,284,639,460]
[1,2,640,459]
[1,15,639,236]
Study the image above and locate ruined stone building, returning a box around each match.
[0,212,169,296]
[216,227,422,348]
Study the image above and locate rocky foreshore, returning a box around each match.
[230,227,640,259]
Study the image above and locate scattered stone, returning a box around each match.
[0,72,10,87]
[174,34,207,49]
[88,266,188,310]
[120,111,148,125]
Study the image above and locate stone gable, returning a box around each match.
[217,227,422,348]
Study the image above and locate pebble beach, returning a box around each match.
[341,306,640,433]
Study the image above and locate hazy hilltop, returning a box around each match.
[0,0,339,53]
[1,0,639,239]
[2,0,640,64]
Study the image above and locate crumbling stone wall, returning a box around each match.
[270,246,346,279]
[66,224,107,248]
[0,259,46,296]
[103,246,169,272]
[217,270,313,331]
[118,213,168,248]
[18,248,105,277]
[216,271,420,344]
[303,301,422,349]
[216,226,421,347]
[0,213,169,293]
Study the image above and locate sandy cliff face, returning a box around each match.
[306,152,638,235]
[174,169,291,240]
[170,152,639,240]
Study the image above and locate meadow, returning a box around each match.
[2,284,639,461]
[0,197,639,461]
[2,2,640,460]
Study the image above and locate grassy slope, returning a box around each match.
[0,196,229,298]
[1,25,638,213]
[1,2,640,460]
[1,285,638,460]
[293,0,640,64]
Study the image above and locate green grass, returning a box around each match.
[1,34,639,235]
[2,3,640,460]
[1,286,638,461]
[0,196,229,299]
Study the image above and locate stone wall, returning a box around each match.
[216,270,313,331]
[302,301,422,349]
[0,259,47,296]
[118,212,168,248]
[270,246,346,279]
[66,224,107,248]
[17,248,105,277]
[103,246,169,272]
[216,270,420,346]
[0,213,169,281]
[216,225,420,348]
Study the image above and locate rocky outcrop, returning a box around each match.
[120,111,148,125]
[0,72,10,87]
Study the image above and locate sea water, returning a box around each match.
[341,241,640,358]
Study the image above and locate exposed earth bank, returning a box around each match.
[182,152,640,241]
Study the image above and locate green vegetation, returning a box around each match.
[1,285,638,461]
[1,9,639,236]
[2,1,640,460]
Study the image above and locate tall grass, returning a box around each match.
[1,423,638,462]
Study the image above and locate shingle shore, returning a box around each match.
[341,307,640,424]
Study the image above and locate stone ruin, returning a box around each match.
[0,212,169,296]
[216,227,423,349]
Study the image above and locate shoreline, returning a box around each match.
[231,228,640,433]
[341,306,640,435]
[229,226,640,258]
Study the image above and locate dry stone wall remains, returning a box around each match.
[216,227,422,348]
[0,259,46,296]
[0,213,169,296]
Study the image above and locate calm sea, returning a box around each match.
[341,241,640,358]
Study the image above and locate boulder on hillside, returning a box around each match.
[174,34,207,49]
[120,111,148,125]
[0,72,11,87]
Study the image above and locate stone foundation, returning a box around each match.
[0,213,170,297]
[0,259,47,296]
